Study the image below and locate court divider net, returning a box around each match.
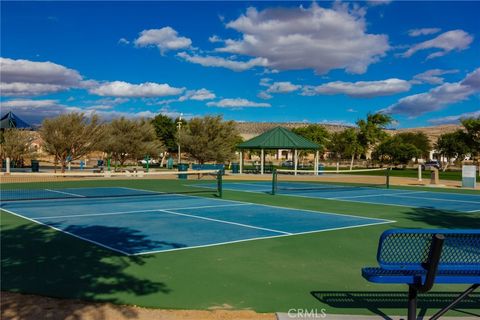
[0,170,223,201]
[271,168,390,195]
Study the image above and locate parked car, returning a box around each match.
[138,159,158,165]
[422,160,442,170]
[281,160,294,168]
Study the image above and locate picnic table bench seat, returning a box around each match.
[362,229,480,320]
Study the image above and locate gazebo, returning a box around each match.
[237,126,321,175]
[0,111,32,130]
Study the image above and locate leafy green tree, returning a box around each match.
[356,113,393,159]
[291,124,330,152]
[435,130,470,171]
[461,116,480,161]
[102,117,164,166]
[40,113,104,172]
[178,115,241,164]
[151,114,180,152]
[372,135,419,166]
[328,128,363,170]
[0,129,36,166]
[395,132,431,161]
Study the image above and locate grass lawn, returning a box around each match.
[1,178,479,316]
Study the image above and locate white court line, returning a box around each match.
[325,191,426,200]
[159,209,292,235]
[134,219,394,255]
[34,203,250,220]
[468,209,480,213]
[44,189,86,198]
[0,207,131,256]
[385,193,480,204]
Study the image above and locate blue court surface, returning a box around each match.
[195,182,480,213]
[0,188,392,255]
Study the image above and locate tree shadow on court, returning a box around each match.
[1,220,171,319]
[401,207,480,229]
[310,291,480,319]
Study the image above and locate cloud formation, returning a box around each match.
[383,67,480,116]
[412,69,459,85]
[408,28,441,37]
[178,88,216,101]
[0,58,83,96]
[213,3,389,74]
[428,110,480,125]
[302,78,411,98]
[90,81,184,97]
[134,27,192,54]
[402,30,473,59]
[177,52,268,72]
[266,82,301,94]
[207,98,271,108]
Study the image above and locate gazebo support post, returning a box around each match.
[261,148,264,175]
[315,150,319,175]
[239,150,243,174]
[294,149,298,176]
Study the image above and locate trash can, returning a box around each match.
[167,157,174,169]
[178,163,189,180]
[231,162,240,174]
[97,159,104,167]
[318,164,324,175]
[31,160,40,172]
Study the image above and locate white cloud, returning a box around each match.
[412,69,459,85]
[347,108,358,113]
[428,110,480,125]
[207,98,271,108]
[208,35,223,43]
[89,81,184,97]
[367,0,392,6]
[257,91,273,100]
[213,3,389,74]
[118,38,130,45]
[382,68,480,116]
[402,30,473,59]
[408,28,441,37]
[302,78,411,98]
[0,98,170,124]
[178,88,215,101]
[266,81,301,94]
[134,27,192,54]
[177,52,268,72]
[0,58,83,96]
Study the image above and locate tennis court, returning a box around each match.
[198,181,480,213]
[0,186,391,255]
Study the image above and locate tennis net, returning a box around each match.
[0,170,222,202]
[272,168,390,195]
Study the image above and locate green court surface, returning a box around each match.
[1,178,479,317]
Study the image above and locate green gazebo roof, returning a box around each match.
[237,126,320,150]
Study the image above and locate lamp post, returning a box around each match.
[177,113,183,165]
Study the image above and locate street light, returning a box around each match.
[177,113,183,165]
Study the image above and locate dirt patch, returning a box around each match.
[1,292,275,320]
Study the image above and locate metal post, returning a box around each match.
[272,169,277,195]
[6,157,10,174]
[217,171,223,198]
[261,149,264,175]
[294,149,298,176]
[386,168,391,189]
[418,164,422,182]
[408,285,417,320]
[239,150,243,174]
[107,158,111,172]
[315,150,319,176]
[146,156,150,173]
[177,114,183,165]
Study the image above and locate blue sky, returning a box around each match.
[1,1,479,128]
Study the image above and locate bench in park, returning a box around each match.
[362,229,480,320]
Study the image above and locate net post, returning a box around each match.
[386,167,391,189]
[272,168,277,195]
[216,170,223,198]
